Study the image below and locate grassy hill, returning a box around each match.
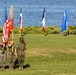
[0,34,76,75]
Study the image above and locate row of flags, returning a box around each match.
[1,3,67,47]
[42,7,67,32]
[2,3,22,47]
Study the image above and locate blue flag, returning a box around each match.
[62,9,67,32]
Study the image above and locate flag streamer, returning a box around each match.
[19,6,22,35]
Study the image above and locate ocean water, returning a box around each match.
[0,0,76,27]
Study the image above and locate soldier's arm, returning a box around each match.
[24,44,26,50]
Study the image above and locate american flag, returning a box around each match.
[2,4,14,47]
[2,2,8,46]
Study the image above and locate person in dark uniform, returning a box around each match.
[0,43,6,70]
[7,39,15,70]
[16,36,26,70]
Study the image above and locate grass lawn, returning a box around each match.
[0,34,76,75]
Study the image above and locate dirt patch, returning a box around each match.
[26,48,76,57]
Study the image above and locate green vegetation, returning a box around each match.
[0,34,76,75]
[1,25,76,35]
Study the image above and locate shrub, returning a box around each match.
[0,25,76,35]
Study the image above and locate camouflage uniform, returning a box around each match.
[0,44,6,70]
[17,36,26,70]
[7,40,15,70]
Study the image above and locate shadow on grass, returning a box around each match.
[14,58,30,69]
[5,65,9,69]
[5,58,30,70]
[14,58,18,69]
[23,64,30,69]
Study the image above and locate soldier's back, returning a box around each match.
[18,43,25,53]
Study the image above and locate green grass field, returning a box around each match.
[0,34,76,75]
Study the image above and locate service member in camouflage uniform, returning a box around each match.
[7,39,15,70]
[0,43,6,70]
[17,36,26,70]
